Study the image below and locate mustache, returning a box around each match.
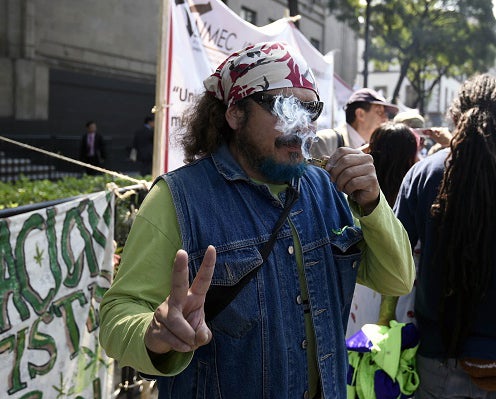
[275,135,302,148]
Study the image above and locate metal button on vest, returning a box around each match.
[288,245,294,255]
[296,295,303,305]
[303,390,309,399]
[301,339,308,349]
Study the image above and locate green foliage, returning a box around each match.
[0,174,151,248]
[327,0,496,111]
[113,197,140,250]
[328,0,365,30]
[0,175,146,209]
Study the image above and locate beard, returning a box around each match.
[234,130,308,183]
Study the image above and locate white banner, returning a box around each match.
[164,0,340,171]
[0,191,115,399]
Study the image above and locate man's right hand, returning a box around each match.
[145,245,216,354]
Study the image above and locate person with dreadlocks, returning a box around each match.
[394,73,496,398]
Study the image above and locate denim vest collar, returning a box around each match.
[211,144,251,183]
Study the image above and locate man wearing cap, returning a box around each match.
[311,88,399,158]
[393,110,425,129]
[99,42,414,399]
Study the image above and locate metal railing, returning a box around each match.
[0,134,82,182]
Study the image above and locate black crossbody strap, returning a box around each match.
[204,185,299,322]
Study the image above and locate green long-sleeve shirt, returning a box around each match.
[99,179,414,384]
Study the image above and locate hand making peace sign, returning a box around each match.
[145,245,216,355]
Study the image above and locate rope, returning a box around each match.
[106,182,149,199]
[0,135,151,191]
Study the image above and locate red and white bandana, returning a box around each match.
[204,41,319,106]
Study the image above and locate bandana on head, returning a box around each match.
[203,41,319,107]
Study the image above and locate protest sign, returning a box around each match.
[0,191,115,399]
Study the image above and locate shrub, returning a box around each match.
[0,174,150,248]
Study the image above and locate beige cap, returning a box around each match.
[394,111,425,128]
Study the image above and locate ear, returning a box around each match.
[355,107,366,122]
[225,104,245,130]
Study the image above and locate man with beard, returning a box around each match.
[99,42,415,399]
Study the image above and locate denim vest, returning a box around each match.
[156,145,363,399]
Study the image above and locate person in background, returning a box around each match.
[394,73,496,398]
[80,120,106,175]
[368,122,421,327]
[424,126,453,156]
[311,90,401,339]
[131,115,155,176]
[369,122,420,208]
[346,122,421,333]
[393,110,425,129]
[99,41,415,399]
[394,110,431,157]
[311,88,399,158]
[394,109,453,156]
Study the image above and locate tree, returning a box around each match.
[328,0,496,113]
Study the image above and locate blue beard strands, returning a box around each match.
[258,157,308,183]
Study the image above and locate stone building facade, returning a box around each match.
[0,0,357,175]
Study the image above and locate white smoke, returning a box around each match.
[271,95,318,159]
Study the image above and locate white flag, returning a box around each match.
[163,0,337,172]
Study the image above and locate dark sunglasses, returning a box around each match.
[248,92,324,122]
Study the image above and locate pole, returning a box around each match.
[363,0,371,87]
[324,50,336,127]
[152,0,170,179]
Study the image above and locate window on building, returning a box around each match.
[310,38,321,51]
[240,6,257,25]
